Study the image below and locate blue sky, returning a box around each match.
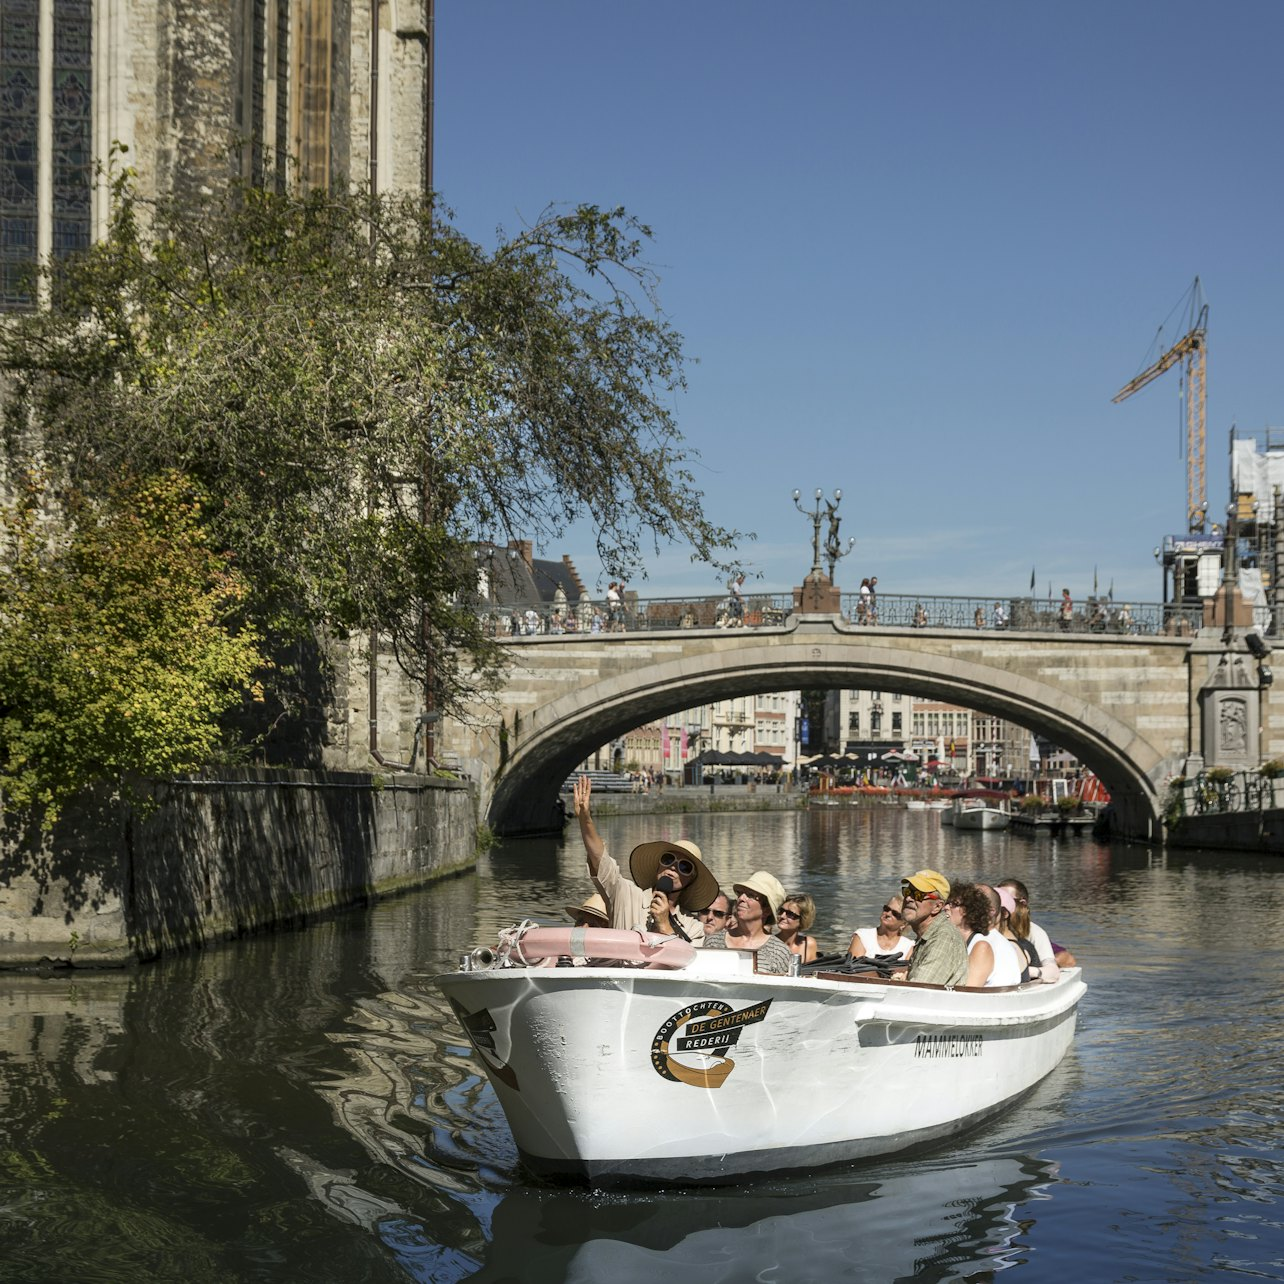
[436,2,1284,605]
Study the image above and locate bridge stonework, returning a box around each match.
[436,615,1284,841]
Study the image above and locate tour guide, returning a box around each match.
[573,775,717,941]
[901,869,968,986]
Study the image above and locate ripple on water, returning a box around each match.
[5,812,1284,1280]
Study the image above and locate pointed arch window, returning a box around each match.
[0,0,92,308]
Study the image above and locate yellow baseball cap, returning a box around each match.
[901,869,950,901]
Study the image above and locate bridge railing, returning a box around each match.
[476,592,1204,637]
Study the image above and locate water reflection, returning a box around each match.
[2,812,1284,1280]
[467,1155,1061,1283]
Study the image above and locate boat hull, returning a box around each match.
[953,806,1011,831]
[437,957,1084,1185]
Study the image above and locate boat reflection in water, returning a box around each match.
[466,1153,1061,1282]
[303,983,1067,1282]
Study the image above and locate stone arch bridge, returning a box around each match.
[437,614,1281,841]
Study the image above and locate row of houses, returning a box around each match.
[580,690,1068,783]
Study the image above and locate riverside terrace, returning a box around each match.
[479,591,1207,636]
[436,602,1281,843]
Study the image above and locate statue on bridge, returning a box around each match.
[824,499,854,582]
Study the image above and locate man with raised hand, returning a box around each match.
[573,775,714,942]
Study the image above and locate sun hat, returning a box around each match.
[901,869,951,901]
[564,893,609,926]
[732,870,788,923]
[629,838,719,912]
[995,885,1017,915]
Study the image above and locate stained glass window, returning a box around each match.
[275,0,290,191]
[0,0,39,306]
[0,0,92,308]
[53,0,92,260]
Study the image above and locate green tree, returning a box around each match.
[1,173,741,729]
[0,473,264,824]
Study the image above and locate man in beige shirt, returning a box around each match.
[573,775,716,941]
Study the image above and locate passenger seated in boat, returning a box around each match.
[564,893,609,929]
[701,872,794,974]
[899,870,968,986]
[775,893,818,963]
[847,896,914,963]
[556,893,611,967]
[946,883,996,984]
[980,885,1029,983]
[998,877,1068,977]
[697,890,733,935]
[994,884,1038,980]
[573,775,714,942]
[948,885,1022,986]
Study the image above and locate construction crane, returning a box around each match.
[1113,278,1209,532]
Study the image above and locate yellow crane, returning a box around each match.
[1113,279,1209,532]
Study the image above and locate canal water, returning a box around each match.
[2,809,1283,1282]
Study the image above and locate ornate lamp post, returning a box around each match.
[792,487,851,615]
[793,488,852,580]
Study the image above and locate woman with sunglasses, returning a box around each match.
[573,776,718,941]
[702,871,794,974]
[847,896,914,963]
[775,893,818,963]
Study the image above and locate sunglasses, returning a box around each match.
[881,905,904,920]
[901,881,941,902]
[659,852,697,878]
[702,907,729,919]
[779,908,801,921]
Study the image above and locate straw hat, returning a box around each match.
[732,870,787,923]
[628,838,719,913]
[564,893,609,926]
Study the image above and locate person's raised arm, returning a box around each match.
[573,775,604,877]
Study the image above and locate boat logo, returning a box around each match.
[448,1000,520,1090]
[651,999,772,1088]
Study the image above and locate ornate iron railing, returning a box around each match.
[1168,770,1284,818]
[474,591,1203,638]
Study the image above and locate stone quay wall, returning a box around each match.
[0,769,475,968]
[1166,809,1284,855]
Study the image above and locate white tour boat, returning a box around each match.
[436,923,1085,1185]
[951,797,1012,831]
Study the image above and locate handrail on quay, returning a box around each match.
[1168,768,1284,819]
[477,592,1205,638]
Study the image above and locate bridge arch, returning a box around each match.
[487,625,1172,840]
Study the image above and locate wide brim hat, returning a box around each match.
[564,893,609,926]
[733,870,788,923]
[629,838,719,913]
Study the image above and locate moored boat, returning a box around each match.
[437,924,1085,1186]
[952,798,1011,831]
